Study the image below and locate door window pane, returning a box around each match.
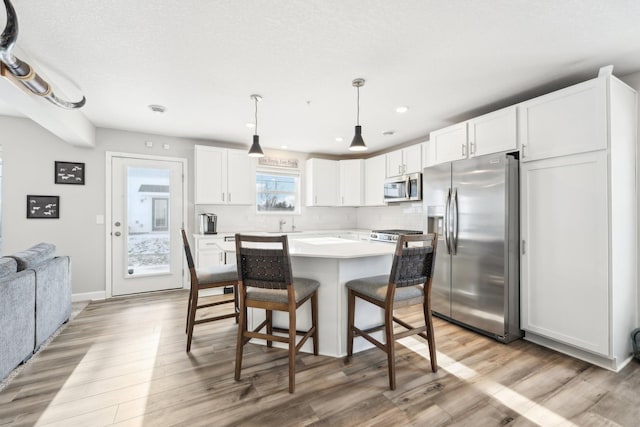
[127,167,171,276]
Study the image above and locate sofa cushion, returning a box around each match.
[11,243,56,271]
[0,257,17,278]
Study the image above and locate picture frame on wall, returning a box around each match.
[55,161,85,185]
[27,195,60,219]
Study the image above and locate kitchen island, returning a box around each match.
[216,237,395,357]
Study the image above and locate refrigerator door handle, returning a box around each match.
[452,188,459,255]
[444,188,452,254]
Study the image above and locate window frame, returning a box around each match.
[255,167,301,215]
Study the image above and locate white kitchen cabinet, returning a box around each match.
[364,154,386,206]
[428,122,468,165]
[518,77,607,162]
[520,74,637,371]
[428,106,518,167]
[468,106,517,157]
[386,144,423,177]
[194,235,226,268]
[194,145,254,205]
[305,158,338,206]
[339,159,363,206]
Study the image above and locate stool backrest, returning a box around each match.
[181,229,196,271]
[235,234,293,290]
[389,233,438,288]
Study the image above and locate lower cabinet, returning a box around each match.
[194,236,226,268]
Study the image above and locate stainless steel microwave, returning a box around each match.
[383,172,422,203]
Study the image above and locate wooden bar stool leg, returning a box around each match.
[266,309,273,348]
[423,301,438,372]
[235,294,247,381]
[186,287,198,352]
[311,292,319,356]
[186,288,193,333]
[385,307,396,390]
[347,290,355,358]
[288,308,296,393]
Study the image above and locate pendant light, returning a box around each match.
[248,94,264,157]
[349,78,367,151]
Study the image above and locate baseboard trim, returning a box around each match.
[72,291,106,302]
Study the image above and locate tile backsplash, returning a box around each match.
[195,202,424,234]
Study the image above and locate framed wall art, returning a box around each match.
[55,161,85,185]
[27,195,59,219]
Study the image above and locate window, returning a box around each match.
[256,170,300,214]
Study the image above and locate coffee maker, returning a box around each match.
[199,213,217,234]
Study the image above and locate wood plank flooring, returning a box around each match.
[1,290,639,426]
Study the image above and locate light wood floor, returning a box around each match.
[1,290,639,427]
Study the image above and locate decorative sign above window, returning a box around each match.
[257,156,299,169]
[55,161,85,185]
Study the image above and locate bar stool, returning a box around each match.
[234,234,319,393]
[181,229,238,352]
[346,233,438,390]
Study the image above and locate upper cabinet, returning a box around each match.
[518,77,607,162]
[339,159,364,206]
[305,158,338,206]
[428,122,468,165]
[427,106,518,167]
[364,154,386,206]
[468,106,518,157]
[386,144,423,177]
[194,145,254,205]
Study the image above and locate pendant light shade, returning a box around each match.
[349,78,368,152]
[248,134,264,157]
[248,94,264,157]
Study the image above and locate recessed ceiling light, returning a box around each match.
[383,130,395,136]
[281,145,288,149]
[245,122,255,128]
[148,104,167,114]
[395,106,409,113]
[335,137,344,142]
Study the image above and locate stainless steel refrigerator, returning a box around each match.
[423,152,521,343]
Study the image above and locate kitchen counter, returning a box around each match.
[217,236,394,357]
[215,236,394,259]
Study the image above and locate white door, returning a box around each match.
[111,156,185,296]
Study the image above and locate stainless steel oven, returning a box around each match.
[383,173,422,203]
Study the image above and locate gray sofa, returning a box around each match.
[0,243,71,381]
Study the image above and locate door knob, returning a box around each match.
[114,231,121,237]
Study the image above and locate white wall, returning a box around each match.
[0,117,244,296]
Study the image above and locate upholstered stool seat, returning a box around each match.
[196,263,238,284]
[346,275,424,306]
[246,277,319,304]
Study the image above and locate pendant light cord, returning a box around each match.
[356,86,360,126]
[254,97,259,135]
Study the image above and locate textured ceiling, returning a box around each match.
[2,0,640,154]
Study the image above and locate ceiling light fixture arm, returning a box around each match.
[0,0,86,109]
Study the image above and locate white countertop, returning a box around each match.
[215,237,395,259]
[193,229,372,240]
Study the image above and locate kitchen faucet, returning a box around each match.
[279,219,286,232]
